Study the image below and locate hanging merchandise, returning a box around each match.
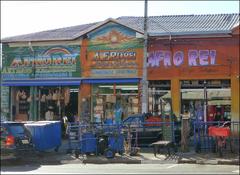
[52,90,58,101]
[27,95,32,102]
[94,113,102,123]
[57,100,61,107]
[46,92,53,101]
[106,95,116,103]
[16,90,21,101]
[40,94,46,102]
[21,91,27,100]
[64,88,70,105]
[96,98,103,104]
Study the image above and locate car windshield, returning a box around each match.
[9,125,25,136]
[123,117,141,125]
[131,117,140,124]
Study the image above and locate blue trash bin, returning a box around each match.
[25,121,61,151]
[80,132,97,154]
[108,134,124,154]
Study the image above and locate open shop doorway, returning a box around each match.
[65,88,78,122]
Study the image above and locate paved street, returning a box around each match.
[1,162,239,174]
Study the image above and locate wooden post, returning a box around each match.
[171,78,180,117]
[181,113,190,152]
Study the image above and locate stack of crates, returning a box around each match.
[67,122,81,153]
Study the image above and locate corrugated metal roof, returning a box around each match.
[1,22,98,42]
[117,13,239,36]
[1,13,239,43]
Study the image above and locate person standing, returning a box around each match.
[73,112,79,123]
[214,111,224,122]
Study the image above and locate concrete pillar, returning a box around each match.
[231,76,239,138]
[181,118,190,152]
[171,78,181,117]
[79,84,91,122]
[30,86,37,121]
[231,76,239,122]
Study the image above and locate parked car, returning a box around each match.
[122,113,163,146]
[122,113,181,146]
[0,121,35,160]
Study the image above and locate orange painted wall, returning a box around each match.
[80,38,90,77]
[148,37,239,80]
[82,49,143,78]
[148,36,239,120]
[79,28,239,120]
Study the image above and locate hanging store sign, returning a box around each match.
[147,49,217,67]
[87,22,143,51]
[87,22,143,77]
[91,69,137,77]
[2,45,81,79]
[91,51,137,68]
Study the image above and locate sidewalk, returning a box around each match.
[37,139,239,165]
[177,150,239,165]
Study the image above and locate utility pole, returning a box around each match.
[141,0,148,113]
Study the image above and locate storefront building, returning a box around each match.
[1,14,239,124]
[1,19,144,122]
[78,20,144,123]
[147,21,239,123]
[1,42,82,121]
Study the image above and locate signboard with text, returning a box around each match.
[147,50,217,67]
[87,22,143,78]
[2,44,81,80]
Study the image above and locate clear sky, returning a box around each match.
[1,1,239,39]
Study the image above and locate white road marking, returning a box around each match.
[232,169,239,174]
[166,164,178,169]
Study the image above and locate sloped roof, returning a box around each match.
[117,13,239,36]
[2,13,239,43]
[1,22,98,43]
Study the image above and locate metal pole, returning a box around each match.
[141,0,148,113]
[0,44,2,118]
[203,80,207,122]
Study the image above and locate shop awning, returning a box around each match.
[1,78,140,86]
[1,79,82,86]
[82,78,141,84]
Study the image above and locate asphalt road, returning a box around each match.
[1,163,239,174]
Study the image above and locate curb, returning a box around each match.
[82,159,141,164]
[63,158,239,165]
[218,160,239,165]
[177,158,197,164]
[141,160,178,164]
[178,158,239,165]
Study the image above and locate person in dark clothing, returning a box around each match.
[214,111,224,122]
[67,112,74,123]
[213,111,225,126]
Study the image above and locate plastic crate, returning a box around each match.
[208,126,230,137]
